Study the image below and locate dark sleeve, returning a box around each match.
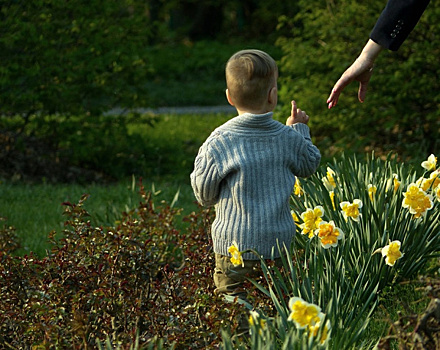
[369,0,430,51]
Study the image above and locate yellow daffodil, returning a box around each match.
[329,191,336,210]
[315,220,344,249]
[421,154,437,171]
[381,240,404,266]
[417,170,440,192]
[291,210,300,223]
[249,310,267,335]
[300,206,324,238]
[288,297,330,344]
[393,174,401,192]
[228,241,244,267]
[402,183,433,218]
[308,315,331,345]
[386,173,401,193]
[294,179,304,197]
[322,167,337,191]
[287,297,321,329]
[368,184,377,201]
[340,199,363,222]
[435,186,440,202]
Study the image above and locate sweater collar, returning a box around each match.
[228,112,284,133]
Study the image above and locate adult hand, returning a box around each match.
[327,40,383,109]
[286,100,309,125]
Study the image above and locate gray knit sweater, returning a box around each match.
[190,112,321,260]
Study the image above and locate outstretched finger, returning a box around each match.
[357,67,373,103]
[358,82,369,103]
[291,100,297,118]
[327,74,352,108]
[327,88,341,109]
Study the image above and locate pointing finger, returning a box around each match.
[291,100,297,118]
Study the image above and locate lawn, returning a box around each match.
[0,178,192,257]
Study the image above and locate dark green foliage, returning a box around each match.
[0,183,245,348]
[0,113,160,182]
[1,0,439,183]
[0,0,293,117]
[0,0,155,116]
[0,112,237,183]
[142,41,282,107]
[0,217,20,253]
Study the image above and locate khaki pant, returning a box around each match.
[213,253,282,337]
[214,253,262,300]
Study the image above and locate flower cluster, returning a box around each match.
[299,206,324,238]
[315,220,344,249]
[340,199,363,222]
[288,297,330,344]
[374,240,404,266]
[293,155,438,275]
[304,167,411,263]
[228,241,244,267]
[402,183,433,219]
[400,154,438,218]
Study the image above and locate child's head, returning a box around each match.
[225,49,278,113]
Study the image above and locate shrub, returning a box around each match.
[0,181,244,348]
[0,217,20,254]
[0,0,157,117]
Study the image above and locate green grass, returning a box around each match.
[0,177,197,257]
[362,281,429,347]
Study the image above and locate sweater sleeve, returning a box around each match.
[289,123,321,178]
[190,142,222,207]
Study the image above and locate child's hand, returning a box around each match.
[286,100,309,126]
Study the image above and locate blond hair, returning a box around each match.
[225,49,278,110]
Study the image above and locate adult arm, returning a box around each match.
[327,0,431,109]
